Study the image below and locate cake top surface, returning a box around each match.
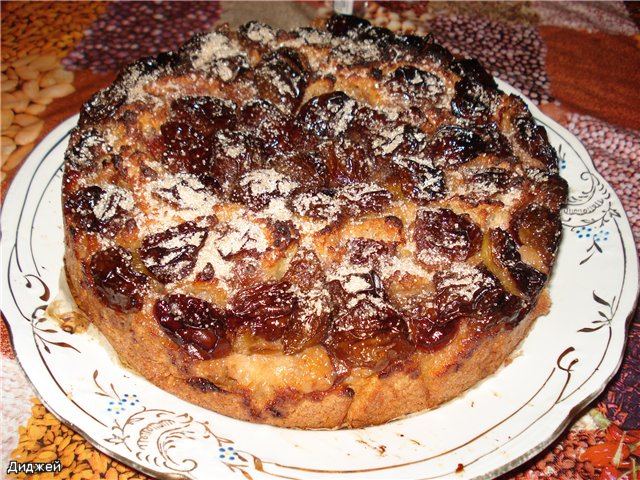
[63,14,567,372]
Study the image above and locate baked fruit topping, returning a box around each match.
[63,14,567,428]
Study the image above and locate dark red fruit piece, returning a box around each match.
[330,299,404,340]
[394,105,428,128]
[179,32,249,80]
[392,33,454,65]
[486,229,547,298]
[154,294,228,360]
[226,253,262,289]
[160,121,211,173]
[405,307,458,351]
[327,18,391,61]
[152,175,211,208]
[209,130,265,192]
[468,269,523,327]
[325,14,371,37]
[171,96,237,133]
[392,34,430,53]
[283,248,325,292]
[414,208,482,265]
[385,66,444,104]
[118,54,176,78]
[282,292,330,354]
[469,169,516,193]
[379,125,428,160]
[65,129,111,171]
[229,281,298,341]
[79,84,126,127]
[526,170,568,212]
[127,53,185,76]
[323,139,373,187]
[450,58,497,91]
[179,31,228,62]
[376,126,446,202]
[231,168,298,210]
[64,185,132,237]
[433,266,522,328]
[270,150,328,189]
[513,115,558,171]
[329,24,393,63]
[254,48,308,112]
[337,184,392,216]
[282,311,327,354]
[139,221,209,284]
[330,331,414,371]
[430,125,485,167]
[433,267,477,320]
[512,204,561,265]
[290,189,342,221]
[477,123,515,161]
[215,55,250,82]
[326,299,413,370]
[89,247,147,313]
[326,278,349,312]
[239,100,292,156]
[213,220,267,259]
[268,220,300,250]
[342,270,385,297]
[507,259,547,299]
[195,263,216,282]
[349,104,397,137]
[373,126,445,201]
[346,238,396,266]
[394,160,446,203]
[359,25,394,46]
[451,77,498,120]
[294,92,356,143]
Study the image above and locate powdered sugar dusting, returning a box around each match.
[191,31,247,81]
[239,169,299,196]
[216,219,269,257]
[137,173,218,234]
[191,234,233,287]
[93,184,134,222]
[331,97,356,135]
[439,263,484,301]
[245,22,277,44]
[151,173,217,210]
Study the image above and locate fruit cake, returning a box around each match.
[62,14,567,428]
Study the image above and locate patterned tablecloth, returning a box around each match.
[1,2,638,479]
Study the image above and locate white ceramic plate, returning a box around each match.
[2,82,638,480]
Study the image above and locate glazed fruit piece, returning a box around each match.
[139,221,209,284]
[155,294,229,360]
[62,14,566,429]
[89,248,147,313]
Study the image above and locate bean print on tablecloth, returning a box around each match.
[565,112,640,249]
[427,15,552,104]
[532,1,639,36]
[63,1,221,73]
[420,1,539,26]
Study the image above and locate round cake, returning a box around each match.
[62,14,567,428]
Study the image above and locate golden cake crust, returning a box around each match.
[62,15,567,428]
